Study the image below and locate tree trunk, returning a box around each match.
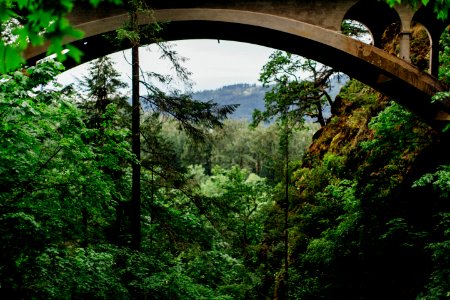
[82,207,88,248]
[316,102,326,127]
[130,9,141,250]
[284,126,289,300]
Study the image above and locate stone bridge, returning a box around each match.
[25,0,450,128]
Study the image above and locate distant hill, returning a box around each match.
[192,76,348,121]
[192,83,269,120]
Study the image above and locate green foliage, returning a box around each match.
[438,30,450,86]
[384,0,449,20]
[416,213,450,299]
[254,50,335,127]
[35,246,128,299]
[0,212,46,297]
[360,101,432,166]
[433,28,450,132]
[164,119,317,180]
[198,166,273,252]
[289,176,361,299]
[1,61,95,206]
[0,0,123,73]
[414,165,450,198]
[338,78,377,105]
[0,60,135,297]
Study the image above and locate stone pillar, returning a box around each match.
[399,31,411,62]
[395,4,415,63]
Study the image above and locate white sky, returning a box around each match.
[57,39,276,92]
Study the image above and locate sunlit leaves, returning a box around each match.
[0,43,24,73]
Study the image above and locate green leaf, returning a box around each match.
[28,32,44,46]
[66,45,83,63]
[12,27,29,49]
[0,43,24,73]
[60,0,75,11]
[27,9,53,26]
[16,0,28,10]
[46,37,65,61]
[66,27,85,40]
[90,0,102,7]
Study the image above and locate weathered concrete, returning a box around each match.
[24,0,450,128]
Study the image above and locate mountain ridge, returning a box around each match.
[192,76,347,121]
[192,83,269,120]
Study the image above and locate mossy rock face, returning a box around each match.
[303,79,388,169]
[284,18,450,300]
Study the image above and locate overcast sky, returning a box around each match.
[57,39,276,92]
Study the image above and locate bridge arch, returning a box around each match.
[25,7,450,128]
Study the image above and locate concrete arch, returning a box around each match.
[25,7,450,128]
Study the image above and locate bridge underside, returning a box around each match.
[25,8,450,130]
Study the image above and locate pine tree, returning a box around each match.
[77,56,132,246]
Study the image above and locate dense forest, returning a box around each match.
[2,0,450,299]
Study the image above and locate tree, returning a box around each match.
[252,51,323,299]
[253,51,337,128]
[253,50,340,298]
[114,0,238,250]
[78,56,129,126]
[199,166,272,252]
[77,56,133,246]
[129,0,142,250]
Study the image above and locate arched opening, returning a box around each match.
[341,19,374,44]
[343,0,400,48]
[412,4,449,76]
[380,21,431,73]
[410,22,432,72]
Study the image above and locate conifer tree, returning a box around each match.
[116,0,238,250]
[77,56,132,246]
[78,56,129,128]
